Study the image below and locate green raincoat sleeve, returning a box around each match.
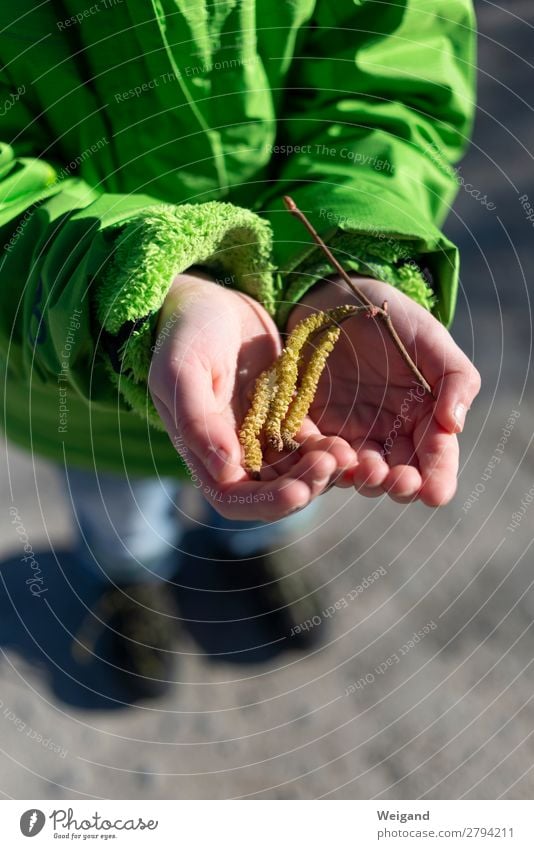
[262,0,476,328]
[0,85,275,427]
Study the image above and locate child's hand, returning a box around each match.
[148,271,356,519]
[287,276,481,506]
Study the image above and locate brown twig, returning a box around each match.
[283,196,433,396]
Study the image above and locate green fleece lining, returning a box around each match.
[276,231,436,327]
[96,210,436,428]
[110,370,165,430]
[97,201,275,331]
[95,201,275,425]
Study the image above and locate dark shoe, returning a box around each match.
[72,582,178,701]
[175,531,327,663]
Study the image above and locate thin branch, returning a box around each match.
[283,196,433,396]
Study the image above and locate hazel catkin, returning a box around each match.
[238,197,433,478]
[238,366,275,476]
[238,304,360,476]
[264,311,330,451]
[281,324,341,445]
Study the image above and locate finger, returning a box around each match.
[299,432,358,471]
[167,357,244,483]
[332,472,355,490]
[349,438,390,491]
[150,401,312,519]
[152,387,243,485]
[415,416,460,507]
[355,484,385,498]
[383,435,422,501]
[257,416,324,480]
[433,366,481,435]
[383,465,422,502]
[214,478,312,521]
[384,434,418,469]
[286,449,338,501]
[259,421,356,480]
[211,450,338,520]
[370,287,481,435]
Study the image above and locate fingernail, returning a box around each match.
[206,448,230,480]
[454,403,467,431]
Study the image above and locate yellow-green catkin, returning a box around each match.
[281,325,341,444]
[264,311,329,450]
[325,304,359,325]
[238,367,275,475]
[239,304,359,475]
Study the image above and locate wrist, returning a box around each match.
[157,268,216,332]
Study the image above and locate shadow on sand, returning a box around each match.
[0,538,292,711]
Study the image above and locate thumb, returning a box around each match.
[153,359,243,484]
[433,364,481,434]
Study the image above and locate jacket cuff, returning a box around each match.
[266,182,460,329]
[275,230,437,329]
[94,201,275,427]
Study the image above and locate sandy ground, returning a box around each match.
[0,0,533,799]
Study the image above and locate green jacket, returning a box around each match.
[0,0,475,477]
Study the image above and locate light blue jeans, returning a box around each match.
[63,467,312,585]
